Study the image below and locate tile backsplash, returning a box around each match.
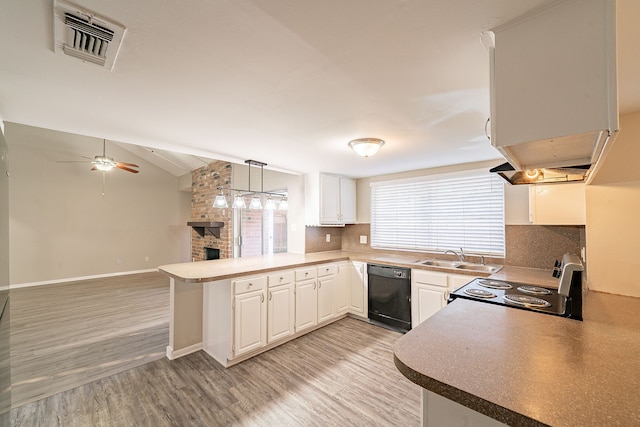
[305,223,584,270]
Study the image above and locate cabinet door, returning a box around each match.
[267,284,295,343]
[317,275,335,323]
[233,290,266,356]
[415,285,447,327]
[349,261,366,315]
[340,177,356,224]
[295,279,317,332]
[335,263,349,315]
[529,183,586,225]
[320,174,341,224]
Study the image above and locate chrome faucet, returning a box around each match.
[444,248,465,262]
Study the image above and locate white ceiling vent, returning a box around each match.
[53,0,126,71]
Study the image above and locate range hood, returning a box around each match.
[488,0,618,180]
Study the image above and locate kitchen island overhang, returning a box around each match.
[393,293,640,426]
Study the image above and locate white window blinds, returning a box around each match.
[370,172,505,256]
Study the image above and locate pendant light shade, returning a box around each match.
[213,189,229,208]
[213,160,288,210]
[348,138,385,157]
[232,195,246,209]
[249,195,263,209]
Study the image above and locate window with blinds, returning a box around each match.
[370,171,505,256]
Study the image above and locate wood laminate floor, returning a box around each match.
[10,317,421,426]
[9,272,170,408]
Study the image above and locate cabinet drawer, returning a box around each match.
[412,269,448,287]
[295,268,317,281]
[268,271,294,287]
[317,263,337,277]
[234,276,266,295]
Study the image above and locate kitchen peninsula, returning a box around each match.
[394,284,640,426]
[158,250,487,362]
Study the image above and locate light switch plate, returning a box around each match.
[326,233,331,243]
[360,235,367,244]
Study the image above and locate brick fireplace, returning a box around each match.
[190,161,233,261]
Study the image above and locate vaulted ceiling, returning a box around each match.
[1,0,638,178]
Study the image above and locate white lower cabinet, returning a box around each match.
[317,263,338,323]
[412,270,448,328]
[202,261,366,368]
[335,262,350,315]
[295,267,318,333]
[348,261,367,316]
[411,270,475,328]
[232,276,267,357]
[267,271,295,343]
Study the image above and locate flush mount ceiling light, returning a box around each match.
[214,160,288,210]
[348,138,385,158]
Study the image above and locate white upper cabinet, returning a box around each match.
[529,183,586,225]
[305,173,357,226]
[490,0,618,171]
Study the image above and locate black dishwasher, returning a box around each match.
[367,264,411,332]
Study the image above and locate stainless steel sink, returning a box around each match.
[417,259,502,274]
[419,259,460,268]
[455,263,502,273]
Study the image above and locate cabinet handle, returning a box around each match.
[313,282,316,290]
[269,291,272,301]
[261,294,264,303]
[319,282,322,289]
[280,277,284,281]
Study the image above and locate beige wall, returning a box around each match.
[6,123,191,284]
[586,111,640,297]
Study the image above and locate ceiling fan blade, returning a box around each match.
[57,160,91,163]
[116,164,139,173]
[116,161,139,168]
[90,166,99,171]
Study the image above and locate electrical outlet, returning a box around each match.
[145,256,149,262]
[326,233,331,243]
[360,235,367,244]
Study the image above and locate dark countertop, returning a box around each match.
[394,289,640,426]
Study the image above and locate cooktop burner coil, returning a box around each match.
[477,279,513,290]
[464,288,497,299]
[503,294,551,309]
[517,285,552,296]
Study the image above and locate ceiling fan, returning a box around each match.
[58,139,139,195]
[59,139,139,174]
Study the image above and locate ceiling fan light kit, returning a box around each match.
[348,138,385,157]
[214,160,288,211]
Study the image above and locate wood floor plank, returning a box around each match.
[9,272,170,408]
[11,317,420,426]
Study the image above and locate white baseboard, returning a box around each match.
[10,269,160,289]
[166,342,202,360]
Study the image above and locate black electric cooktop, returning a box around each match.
[449,278,568,317]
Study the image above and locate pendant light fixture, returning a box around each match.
[213,160,288,210]
[348,138,385,157]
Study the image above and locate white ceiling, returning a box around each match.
[1,0,638,178]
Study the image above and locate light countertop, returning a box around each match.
[158,250,503,283]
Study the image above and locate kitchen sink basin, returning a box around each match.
[419,259,460,268]
[455,264,502,273]
[417,259,502,274]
